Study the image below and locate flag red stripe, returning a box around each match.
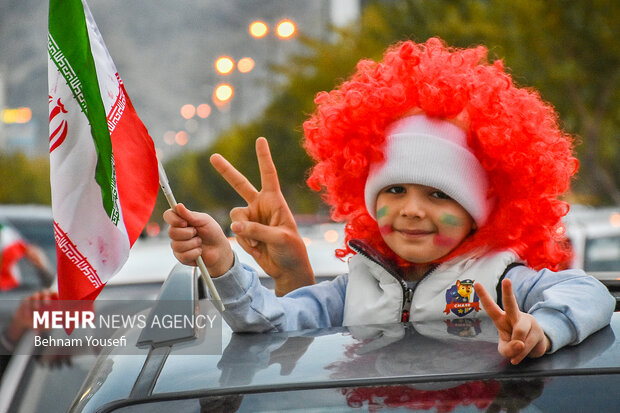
[111,84,159,245]
[54,222,104,300]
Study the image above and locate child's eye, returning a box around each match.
[385,186,406,194]
[431,191,452,200]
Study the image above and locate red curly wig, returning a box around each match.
[303,38,578,270]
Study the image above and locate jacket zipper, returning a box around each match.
[348,240,437,323]
[400,265,438,322]
[401,288,413,322]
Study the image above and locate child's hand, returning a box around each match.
[163,203,234,277]
[210,137,315,296]
[474,279,550,365]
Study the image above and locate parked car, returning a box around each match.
[564,205,620,309]
[1,264,619,413]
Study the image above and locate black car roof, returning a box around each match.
[71,310,620,413]
[61,266,620,412]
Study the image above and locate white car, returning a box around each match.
[564,205,620,309]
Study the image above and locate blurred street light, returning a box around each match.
[276,19,296,39]
[163,130,175,145]
[215,56,235,75]
[196,103,212,118]
[324,229,339,243]
[249,21,268,38]
[180,104,196,119]
[237,57,255,73]
[1,107,32,124]
[213,83,234,106]
[175,131,188,146]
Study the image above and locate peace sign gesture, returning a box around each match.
[474,279,551,365]
[210,137,315,296]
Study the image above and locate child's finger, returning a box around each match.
[230,206,251,223]
[163,208,187,227]
[171,237,202,254]
[235,235,261,259]
[210,153,259,203]
[474,283,503,321]
[525,335,549,359]
[172,247,201,266]
[510,344,530,365]
[231,220,288,246]
[168,226,197,241]
[509,314,531,344]
[501,279,520,325]
[499,339,525,359]
[255,137,281,193]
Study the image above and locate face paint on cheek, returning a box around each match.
[377,206,389,220]
[434,234,458,247]
[440,213,461,226]
[379,224,393,235]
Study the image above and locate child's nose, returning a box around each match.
[400,194,426,218]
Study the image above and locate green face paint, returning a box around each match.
[377,206,388,219]
[440,213,461,226]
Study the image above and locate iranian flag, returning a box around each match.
[48,0,159,301]
[0,224,28,291]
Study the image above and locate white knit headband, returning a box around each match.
[364,114,491,225]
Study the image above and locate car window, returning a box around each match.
[584,235,620,271]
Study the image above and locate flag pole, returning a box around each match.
[157,160,225,312]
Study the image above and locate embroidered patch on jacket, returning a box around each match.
[443,279,480,317]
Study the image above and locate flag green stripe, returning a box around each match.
[48,0,117,221]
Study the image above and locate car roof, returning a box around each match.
[69,262,620,413]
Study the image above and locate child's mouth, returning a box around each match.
[395,228,434,238]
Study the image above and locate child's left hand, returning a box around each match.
[474,279,550,365]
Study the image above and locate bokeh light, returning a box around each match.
[214,84,234,103]
[276,19,296,39]
[237,57,255,73]
[324,229,339,243]
[180,104,196,119]
[249,21,268,38]
[215,56,235,75]
[163,130,176,145]
[196,103,212,118]
[175,131,188,146]
[1,107,32,124]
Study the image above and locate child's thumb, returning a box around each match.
[175,203,198,224]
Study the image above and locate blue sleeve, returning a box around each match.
[210,254,347,333]
[506,266,615,353]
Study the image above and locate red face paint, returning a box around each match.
[434,234,457,247]
[379,224,393,235]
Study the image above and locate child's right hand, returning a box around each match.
[210,137,315,296]
[163,203,234,277]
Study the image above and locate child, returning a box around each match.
[164,38,614,365]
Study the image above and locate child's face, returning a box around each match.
[375,184,475,264]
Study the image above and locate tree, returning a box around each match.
[165,0,620,215]
[0,153,51,204]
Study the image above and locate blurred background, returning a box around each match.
[1,0,619,223]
